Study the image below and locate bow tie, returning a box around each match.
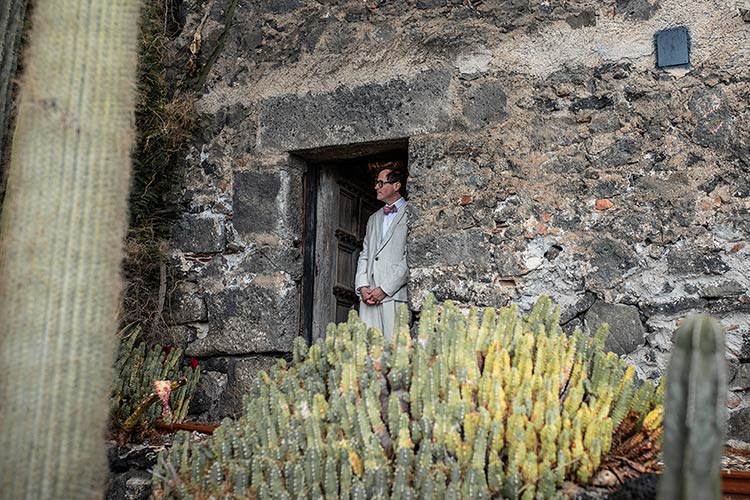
[383,204,398,215]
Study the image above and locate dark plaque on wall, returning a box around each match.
[655,26,690,68]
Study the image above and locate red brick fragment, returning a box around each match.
[595,198,613,211]
[730,242,745,253]
[459,195,473,206]
[727,393,742,409]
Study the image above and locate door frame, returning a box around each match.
[301,164,318,345]
[296,138,410,345]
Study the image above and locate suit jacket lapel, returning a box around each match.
[372,209,384,254]
[376,202,407,254]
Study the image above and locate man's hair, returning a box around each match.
[368,160,408,199]
[383,168,408,199]
[369,160,404,172]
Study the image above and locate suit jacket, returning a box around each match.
[355,202,408,303]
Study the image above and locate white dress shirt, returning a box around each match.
[381,197,406,241]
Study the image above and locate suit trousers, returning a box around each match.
[359,300,407,342]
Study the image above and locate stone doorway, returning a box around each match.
[299,143,408,343]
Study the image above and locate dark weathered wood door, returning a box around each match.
[333,180,379,323]
[312,165,377,340]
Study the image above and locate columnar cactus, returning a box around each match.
[658,315,727,500]
[152,296,663,499]
[111,328,200,439]
[0,0,139,497]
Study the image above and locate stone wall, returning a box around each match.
[161,0,750,432]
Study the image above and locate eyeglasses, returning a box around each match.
[374,180,396,188]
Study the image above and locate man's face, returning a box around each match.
[375,169,401,204]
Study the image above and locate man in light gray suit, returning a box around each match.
[355,165,408,341]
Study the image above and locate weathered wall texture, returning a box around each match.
[161,0,750,430]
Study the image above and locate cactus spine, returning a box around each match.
[658,315,727,500]
[153,296,663,499]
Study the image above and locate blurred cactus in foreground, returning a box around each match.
[0,0,139,496]
[111,327,200,441]
[153,296,662,499]
[658,315,726,500]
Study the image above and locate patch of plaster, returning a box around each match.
[455,48,493,75]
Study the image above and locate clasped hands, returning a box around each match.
[360,286,387,305]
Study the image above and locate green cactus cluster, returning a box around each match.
[152,296,662,499]
[111,327,200,437]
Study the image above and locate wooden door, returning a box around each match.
[312,165,377,340]
[333,180,379,323]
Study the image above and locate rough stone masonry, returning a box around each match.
[160,0,750,435]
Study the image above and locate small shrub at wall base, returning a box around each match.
[152,296,663,499]
[120,0,197,342]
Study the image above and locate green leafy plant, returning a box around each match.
[152,296,662,499]
[111,327,200,442]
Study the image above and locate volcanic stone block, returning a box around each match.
[218,356,282,417]
[689,89,735,150]
[584,301,645,355]
[408,266,509,310]
[409,229,489,268]
[257,70,452,150]
[461,79,508,128]
[728,357,740,385]
[415,0,444,7]
[597,136,639,166]
[570,94,614,113]
[188,370,228,416]
[730,330,750,359]
[233,169,281,235]
[185,278,297,356]
[701,280,746,299]
[169,291,208,325]
[105,470,152,500]
[729,363,750,391]
[559,291,597,325]
[257,0,302,13]
[205,103,255,149]
[586,238,639,290]
[233,20,263,54]
[173,213,226,253]
[166,325,198,350]
[615,0,659,20]
[106,444,158,500]
[566,9,596,29]
[666,251,729,276]
[642,296,708,317]
[728,407,750,441]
